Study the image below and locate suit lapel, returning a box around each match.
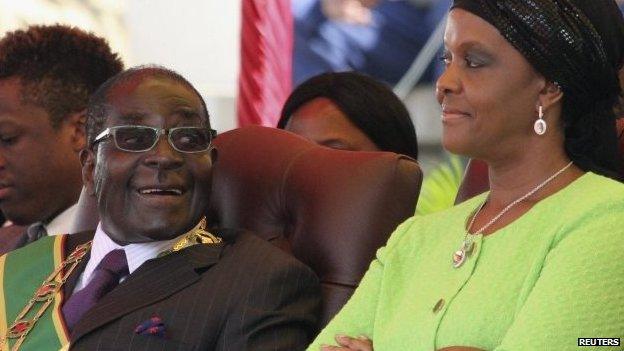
[70,242,225,343]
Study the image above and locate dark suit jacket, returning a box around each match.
[63,229,321,351]
[0,224,27,256]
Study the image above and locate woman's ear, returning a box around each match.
[537,81,564,111]
[80,148,96,196]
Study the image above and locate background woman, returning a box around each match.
[278,71,419,160]
[309,0,624,350]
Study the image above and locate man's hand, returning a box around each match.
[321,334,373,350]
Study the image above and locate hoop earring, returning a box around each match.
[534,105,547,135]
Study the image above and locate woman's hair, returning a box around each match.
[278,71,418,160]
[452,0,624,179]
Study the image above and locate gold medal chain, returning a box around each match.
[3,241,92,351]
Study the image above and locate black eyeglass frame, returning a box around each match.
[92,125,217,153]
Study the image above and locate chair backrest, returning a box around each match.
[208,126,422,325]
[71,126,423,326]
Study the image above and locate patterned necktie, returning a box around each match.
[62,249,129,330]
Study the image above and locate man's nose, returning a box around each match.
[143,135,183,170]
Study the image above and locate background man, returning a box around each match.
[0,24,123,253]
[0,66,320,350]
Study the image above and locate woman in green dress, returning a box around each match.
[310,1,624,350]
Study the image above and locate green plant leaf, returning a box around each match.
[416,154,465,215]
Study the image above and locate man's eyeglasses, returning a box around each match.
[92,125,217,153]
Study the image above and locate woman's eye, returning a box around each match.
[0,135,17,145]
[465,55,486,68]
[466,59,478,68]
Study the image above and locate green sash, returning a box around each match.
[0,235,70,351]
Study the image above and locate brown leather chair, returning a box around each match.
[71,126,423,327]
[207,126,422,326]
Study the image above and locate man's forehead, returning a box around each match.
[107,76,204,115]
[109,75,199,101]
[0,77,53,126]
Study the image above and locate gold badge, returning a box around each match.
[159,217,222,257]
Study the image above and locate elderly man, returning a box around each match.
[0,25,123,253]
[0,66,320,350]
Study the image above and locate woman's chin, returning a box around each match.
[441,134,469,156]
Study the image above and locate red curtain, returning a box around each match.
[237,0,293,127]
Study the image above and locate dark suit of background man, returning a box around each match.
[0,25,123,254]
[0,66,320,350]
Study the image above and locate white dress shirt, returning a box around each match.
[45,203,79,236]
[73,222,185,293]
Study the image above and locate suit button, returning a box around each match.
[433,298,445,313]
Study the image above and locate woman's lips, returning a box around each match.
[441,108,471,122]
[0,186,13,200]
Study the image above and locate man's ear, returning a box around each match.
[537,81,564,112]
[80,148,96,195]
[65,110,87,152]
